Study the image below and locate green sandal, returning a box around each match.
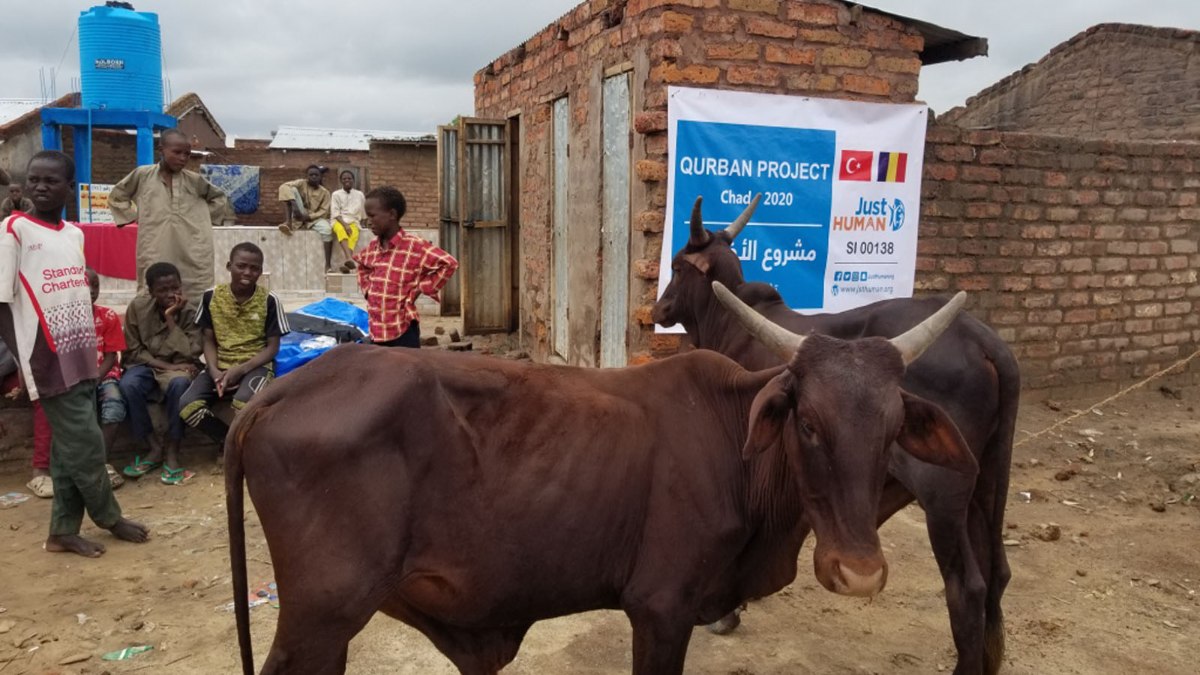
[122,456,161,478]
[160,466,196,486]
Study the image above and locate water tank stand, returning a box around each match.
[39,107,177,185]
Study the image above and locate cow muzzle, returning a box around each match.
[815,551,889,598]
[651,299,675,326]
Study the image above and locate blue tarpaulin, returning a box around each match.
[275,298,369,376]
[294,297,369,335]
[200,164,260,215]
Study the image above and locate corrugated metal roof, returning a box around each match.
[856,3,988,64]
[0,99,46,128]
[268,126,435,151]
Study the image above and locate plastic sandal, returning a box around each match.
[122,456,161,478]
[160,466,195,486]
[106,464,125,489]
[26,475,53,498]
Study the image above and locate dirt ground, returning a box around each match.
[0,380,1196,674]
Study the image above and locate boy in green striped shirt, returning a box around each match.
[178,243,288,474]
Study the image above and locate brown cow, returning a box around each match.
[227,296,973,675]
[654,196,1020,675]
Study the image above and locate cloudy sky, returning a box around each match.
[3,1,1197,138]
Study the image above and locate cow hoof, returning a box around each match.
[706,611,741,635]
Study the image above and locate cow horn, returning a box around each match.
[890,292,968,366]
[712,281,804,360]
[689,196,710,246]
[723,193,762,240]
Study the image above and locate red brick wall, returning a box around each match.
[203,145,369,225]
[367,142,438,229]
[201,143,437,226]
[52,132,439,227]
[942,24,1200,142]
[475,0,925,364]
[920,124,1200,389]
[59,130,137,186]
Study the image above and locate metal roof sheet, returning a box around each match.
[268,126,435,151]
[0,99,46,128]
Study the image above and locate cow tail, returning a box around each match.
[227,405,261,675]
[983,347,1020,675]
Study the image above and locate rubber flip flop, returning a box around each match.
[123,456,161,478]
[160,466,195,486]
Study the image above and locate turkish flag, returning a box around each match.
[839,150,874,181]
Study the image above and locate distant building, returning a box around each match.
[165,92,227,150]
[941,24,1200,141]
[0,96,439,230]
[0,93,81,184]
[205,126,438,228]
[0,92,226,190]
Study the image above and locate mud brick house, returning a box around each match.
[471,0,985,367]
[941,24,1200,142]
[0,92,226,192]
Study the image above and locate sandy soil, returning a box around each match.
[0,381,1196,674]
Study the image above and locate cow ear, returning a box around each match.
[743,374,791,459]
[681,252,711,275]
[896,390,978,475]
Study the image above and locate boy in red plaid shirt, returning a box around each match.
[354,186,458,347]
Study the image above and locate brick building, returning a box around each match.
[0,93,81,184]
[941,24,1200,141]
[472,1,1200,391]
[474,0,985,367]
[203,127,437,227]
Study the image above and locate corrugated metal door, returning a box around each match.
[437,124,462,315]
[439,118,512,334]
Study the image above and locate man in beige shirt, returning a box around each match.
[109,129,232,304]
[277,165,335,271]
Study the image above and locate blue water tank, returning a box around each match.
[78,5,163,112]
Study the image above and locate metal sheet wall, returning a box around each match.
[552,98,570,358]
[600,74,631,368]
[466,123,505,223]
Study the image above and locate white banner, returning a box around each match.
[657,87,927,331]
[78,183,114,223]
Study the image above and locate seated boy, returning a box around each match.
[119,262,203,485]
[180,242,288,443]
[330,169,364,273]
[87,269,127,488]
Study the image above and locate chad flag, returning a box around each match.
[875,151,908,182]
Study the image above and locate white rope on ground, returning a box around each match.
[1014,346,1200,448]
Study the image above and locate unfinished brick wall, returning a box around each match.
[201,143,437,227]
[367,141,438,229]
[204,146,368,226]
[942,24,1200,142]
[920,125,1200,390]
[475,0,926,365]
[57,130,137,187]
